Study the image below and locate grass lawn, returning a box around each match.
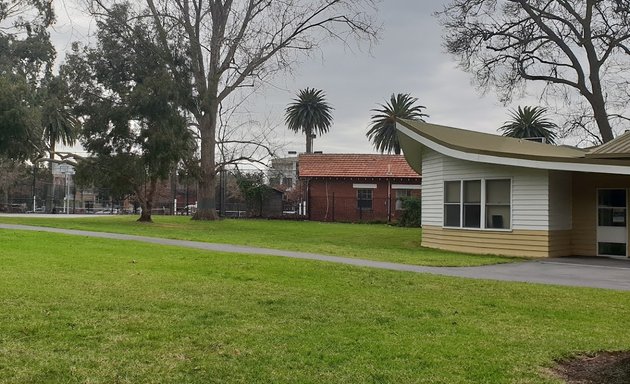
[1,230,629,383]
[0,216,523,267]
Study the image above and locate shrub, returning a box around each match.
[398,197,422,227]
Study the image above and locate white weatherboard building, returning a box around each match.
[397,119,630,258]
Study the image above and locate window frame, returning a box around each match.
[443,178,512,231]
[444,180,462,227]
[357,188,373,210]
[395,189,413,211]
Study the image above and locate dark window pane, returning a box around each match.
[486,206,510,229]
[464,180,481,203]
[357,189,373,210]
[444,181,461,203]
[598,189,626,207]
[444,204,460,227]
[463,204,481,228]
[598,208,627,227]
[486,180,510,204]
[598,242,626,256]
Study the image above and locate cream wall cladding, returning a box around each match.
[548,171,573,231]
[421,148,551,231]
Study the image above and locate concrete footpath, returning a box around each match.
[2,223,630,291]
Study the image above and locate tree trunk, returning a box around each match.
[306,132,314,154]
[136,178,157,222]
[192,106,219,220]
[587,72,614,143]
[591,97,614,143]
[138,199,153,222]
[582,21,615,144]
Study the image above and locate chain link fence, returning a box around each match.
[0,168,254,217]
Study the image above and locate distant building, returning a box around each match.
[268,155,299,189]
[298,153,422,222]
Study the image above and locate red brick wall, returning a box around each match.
[305,178,421,222]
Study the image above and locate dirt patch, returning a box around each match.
[549,351,630,383]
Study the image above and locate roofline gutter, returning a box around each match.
[397,124,630,176]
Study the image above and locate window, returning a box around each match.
[444,181,461,227]
[444,179,511,230]
[463,180,481,228]
[395,189,412,210]
[485,180,511,229]
[357,189,373,210]
[598,189,626,227]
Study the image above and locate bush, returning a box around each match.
[398,197,421,227]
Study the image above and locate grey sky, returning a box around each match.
[49,0,539,157]
[241,0,538,155]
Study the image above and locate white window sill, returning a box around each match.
[442,226,512,232]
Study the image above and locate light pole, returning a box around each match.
[63,172,67,214]
[65,172,70,214]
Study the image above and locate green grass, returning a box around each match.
[1,230,629,383]
[0,216,523,266]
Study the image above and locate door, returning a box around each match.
[597,189,627,257]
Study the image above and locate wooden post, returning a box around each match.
[332,192,335,222]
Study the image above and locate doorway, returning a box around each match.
[597,189,627,257]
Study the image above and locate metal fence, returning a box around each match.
[0,169,254,217]
[305,195,409,223]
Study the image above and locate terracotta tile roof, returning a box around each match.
[298,154,421,179]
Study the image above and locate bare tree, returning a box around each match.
[437,0,630,143]
[86,0,378,220]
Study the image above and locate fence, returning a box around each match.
[2,168,419,222]
[2,178,130,214]
[306,195,412,223]
[0,169,252,217]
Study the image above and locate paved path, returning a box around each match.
[2,223,630,291]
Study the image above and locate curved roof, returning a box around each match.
[396,119,630,175]
[397,119,587,160]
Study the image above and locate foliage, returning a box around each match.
[74,153,142,202]
[0,156,31,205]
[88,0,377,220]
[367,93,427,154]
[40,75,79,159]
[234,171,271,217]
[0,76,40,159]
[397,197,422,227]
[0,0,55,160]
[437,0,630,144]
[63,4,195,222]
[2,230,630,382]
[285,88,334,153]
[499,106,558,144]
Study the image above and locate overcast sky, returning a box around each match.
[49,0,540,158]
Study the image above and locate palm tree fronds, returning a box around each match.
[285,88,333,153]
[367,93,428,155]
[499,106,558,144]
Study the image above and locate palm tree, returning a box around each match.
[42,100,78,161]
[367,93,427,155]
[40,77,79,213]
[499,106,558,144]
[41,77,79,161]
[285,88,333,154]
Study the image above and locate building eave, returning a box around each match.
[397,122,630,175]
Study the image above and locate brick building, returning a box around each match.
[298,154,422,222]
